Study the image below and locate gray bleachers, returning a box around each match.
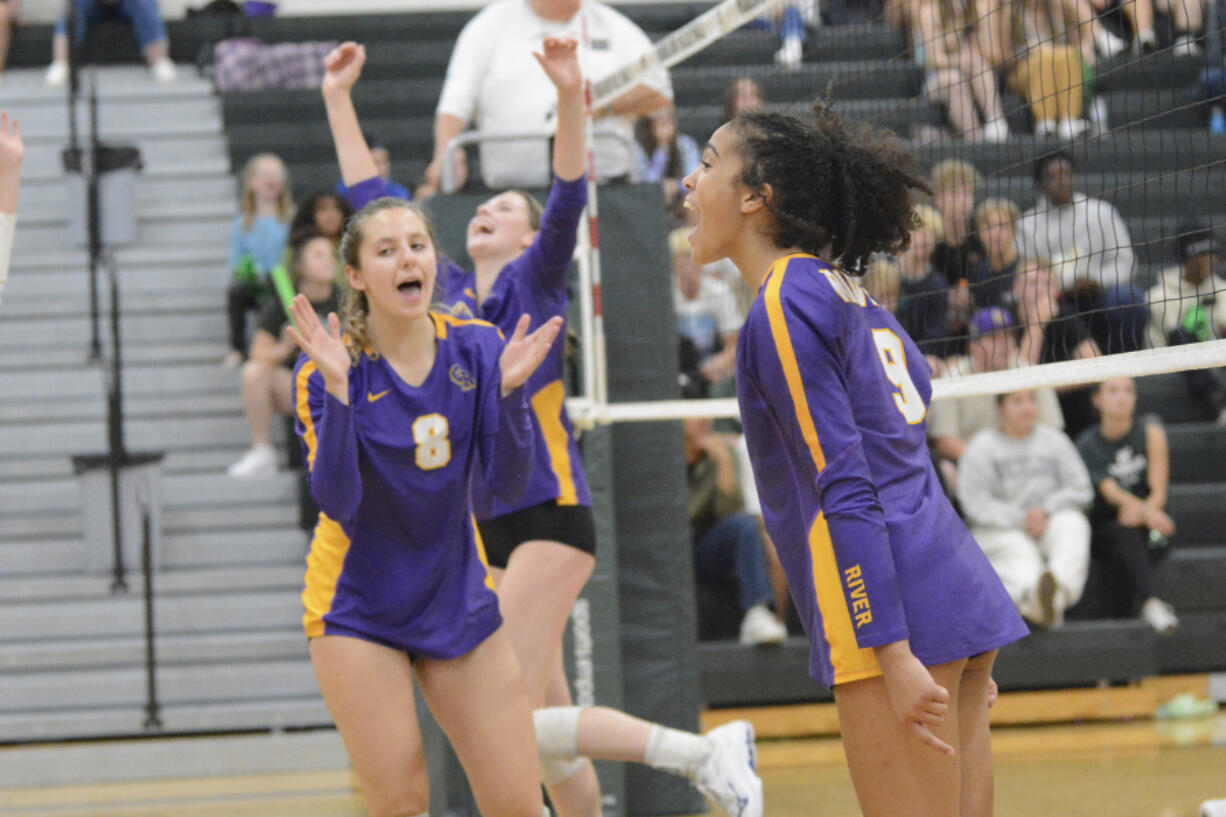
[0,67,318,744]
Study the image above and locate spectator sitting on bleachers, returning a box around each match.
[976,0,1094,139]
[633,106,700,211]
[46,0,177,87]
[334,133,411,202]
[1076,377,1180,633]
[930,159,983,338]
[968,197,1021,310]
[671,227,741,396]
[0,112,21,307]
[1088,0,1158,54]
[228,232,340,479]
[893,203,954,359]
[1014,256,1102,437]
[684,417,787,645]
[928,307,1065,487]
[0,0,18,83]
[288,190,352,251]
[750,1,817,68]
[1016,151,1146,353]
[1160,0,1207,56]
[958,390,1094,627]
[890,0,1010,141]
[863,253,902,314]
[1146,223,1226,424]
[722,76,765,124]
[419,0,672,194]
[224,153,293,369]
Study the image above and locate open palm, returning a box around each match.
[285,295,351,394]
[322,42,366,97]
[500,315,563,396]
[533,37,582,95]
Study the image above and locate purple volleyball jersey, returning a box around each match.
[736,254,1027,687]
[346,175,592,520]
[293,313,533,658]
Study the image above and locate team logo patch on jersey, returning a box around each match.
[449,364,477,391]
[446,301,476,319]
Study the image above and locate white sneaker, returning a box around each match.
[981,118,1010,142]
[1172,33,1202,58]
[1034,119,1058,139]
[1057,117,1088,141]
[227,444,278,479]
[152,58,177,83]
[1140,598,1179,634]
[1135,30,1158,55]
[45,61,68,87]
[739,604,787,645]
[1202,798,1226,817]
[694,721,763,817]
[774,37,803,69]
[1095,28,1128,58]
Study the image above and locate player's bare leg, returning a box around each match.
[835,657,969,817]
[415,628,544,817]
[310,636,430,817]
[958,650,999,817]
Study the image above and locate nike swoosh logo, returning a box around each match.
[367,390,391,403]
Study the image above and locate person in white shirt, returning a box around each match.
[1015,151,1148,352]
[958,390,1094,627]
[0,111,21,307]
[927,307,1065,487]
[670,227,741,392]
[1146,224,1226,424]
[420,0,673,194]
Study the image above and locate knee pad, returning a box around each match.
[533,706,582,761]
[539,756,586,786]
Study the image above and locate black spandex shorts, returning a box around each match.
[477,500,597,569]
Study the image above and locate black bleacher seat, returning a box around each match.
[1166,425,1226,483]
[1136,373,1220,425]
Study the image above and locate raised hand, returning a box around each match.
[500,314,563,396]
[285,294,352,401]
[322,42,367,98]
[533,37,582,95]
[880,647,954,756]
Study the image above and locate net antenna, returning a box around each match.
[567,0,790,429]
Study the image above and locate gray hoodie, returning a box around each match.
[957,423,1094,530]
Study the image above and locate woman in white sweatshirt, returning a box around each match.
[957,390,1094,627]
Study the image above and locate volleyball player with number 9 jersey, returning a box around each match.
[682,102,1027,817]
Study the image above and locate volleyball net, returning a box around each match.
[564,0,1226,427]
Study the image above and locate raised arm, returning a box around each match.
[287,295,363,521]
[0,112,21,306]
[321,43,384,210]
[535,37,585,183]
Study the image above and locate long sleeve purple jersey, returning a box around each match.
[293,313,533,658]
[345,176,591,521]
[737,254,1027,687]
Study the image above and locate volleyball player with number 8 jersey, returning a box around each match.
[682,101,1027,816]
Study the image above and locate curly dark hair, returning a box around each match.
[729,100,930,273]
[289,190,354,246]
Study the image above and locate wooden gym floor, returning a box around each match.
[3,677,1223,817]
[3,716,1223,817]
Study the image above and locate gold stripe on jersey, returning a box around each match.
[472,515,497,591]
[296,360,320,469]
[764,256,880,684]
[530,380,579,506]
[302,513,352,638]
[809,515,882,684]
[431,311,496,339]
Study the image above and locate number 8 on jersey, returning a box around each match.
[412,414,452,470]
